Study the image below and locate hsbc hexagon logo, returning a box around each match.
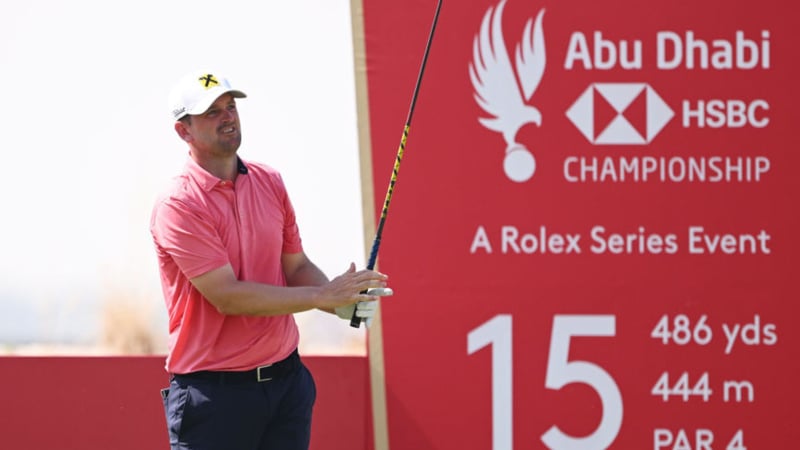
[566,83,674,145]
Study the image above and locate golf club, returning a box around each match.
[351,0,443,328]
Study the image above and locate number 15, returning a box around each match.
[468,315,623,450]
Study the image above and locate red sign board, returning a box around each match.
[359,0,798,448]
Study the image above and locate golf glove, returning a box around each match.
[335,288,392,327]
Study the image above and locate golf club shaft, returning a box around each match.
[350,0,443,328]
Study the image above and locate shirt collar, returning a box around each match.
[185,156,249,192]
[237,157,249,175]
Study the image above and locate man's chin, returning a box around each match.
[220,137,242,154]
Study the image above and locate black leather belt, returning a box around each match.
[174,349,300,383]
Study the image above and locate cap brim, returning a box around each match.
[186,89,247,116]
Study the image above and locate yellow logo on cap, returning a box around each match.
[197,74,219,90]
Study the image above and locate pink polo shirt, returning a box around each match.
[150,156,302,374]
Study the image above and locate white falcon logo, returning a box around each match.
[469,0,546,182]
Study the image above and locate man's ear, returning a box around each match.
[174,121,192,143]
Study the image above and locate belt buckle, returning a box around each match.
[257,364,273,382]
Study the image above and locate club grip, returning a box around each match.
[349,298,365,328]
[350,237,382,328]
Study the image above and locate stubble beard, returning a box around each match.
[217,129,242,156]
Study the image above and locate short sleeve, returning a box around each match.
[151,197,230,279]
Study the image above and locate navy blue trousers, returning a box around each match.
[161,360,316,450]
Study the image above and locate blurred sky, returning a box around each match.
[0,0,369,353]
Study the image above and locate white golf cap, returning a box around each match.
[168,70,247,121]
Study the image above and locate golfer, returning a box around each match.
[150,69,390,450]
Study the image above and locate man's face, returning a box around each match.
[183,93,242,157]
